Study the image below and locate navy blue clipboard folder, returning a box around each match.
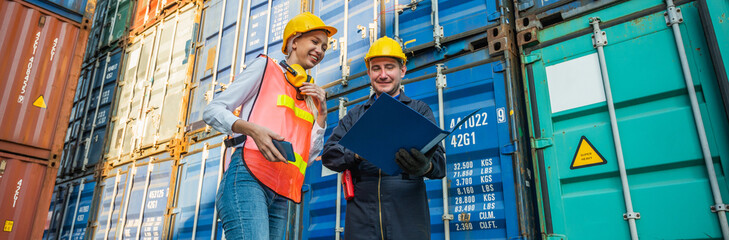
[338,94,480,175]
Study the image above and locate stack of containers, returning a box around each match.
[300,0,540,239]
[515,0,729,239]
[177,0,309,238]
[0,0,94,238]
[87,0,204,238]
[43,0,133,238]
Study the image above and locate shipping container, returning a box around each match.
[299,0,540,239]
[43,174,97,240]
[168,134,227,239]
[185,0,305,134]
[0,0,92,162]
[58,50,123,178]
[84,0,134,60]
[0,152,59,239]
[129,0,195,36]
[106,2,200,163]
[23,0,94,22]
[0,0,94,238]
[90,152,176,239]
[517,0,729,239]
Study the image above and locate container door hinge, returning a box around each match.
[623,211,641,220]
[531,138,552,149]
[487,11,501,22]
[517,0,535,11]
[522,53,541,65]
[501,142,517,155]
[546,235,568,240]
[711,204,729,213]
[169,207,180,215]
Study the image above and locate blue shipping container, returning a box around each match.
[59,50,122,177]
[43,175,97,240]
[91,153,175,239]
[170,135,227,239]
[301,0,538,239]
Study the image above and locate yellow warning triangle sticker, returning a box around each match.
[33,95,47,108]
[570,136,607,169]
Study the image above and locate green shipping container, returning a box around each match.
[521,0,729,239]
[85,0,133,59]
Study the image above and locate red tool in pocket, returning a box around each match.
[342,169,355,200]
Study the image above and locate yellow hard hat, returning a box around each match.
[365,36,407,68]
[282,12,337,54]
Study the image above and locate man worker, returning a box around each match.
[321,36,446,240]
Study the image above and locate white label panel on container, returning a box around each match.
[545,53,606,113]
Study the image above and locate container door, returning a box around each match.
[172,136,225,239]
[117,158,174,239]
[523,1,729,238]
[92,168,129,240]
[58,177,96,240]
[0,155,54,240]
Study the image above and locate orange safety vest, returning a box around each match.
[242,55,313,203]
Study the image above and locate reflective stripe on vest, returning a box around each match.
[277,95,314,124]
[292,152,306,175]
[242,55,313,203]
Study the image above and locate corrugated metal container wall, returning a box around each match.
[0,0,93,238]
[176,0,305,238]
[185,0,302,133]
[90,153,176,239]
[129,0,160,35]
[0,0,91,162]
[85,0,134,60]
[301,0,539,239]
[517,0,729,239]
[59,51,123,177]
[106,2,200,163]
[169,135,227,239]
[0,153,59,239]
[42,175,97,240]
[23,0,93,22]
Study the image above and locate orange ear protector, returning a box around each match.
[279,60,313,87]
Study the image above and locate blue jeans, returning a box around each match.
[216,148,289,240]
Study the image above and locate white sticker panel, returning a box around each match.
[545,53,606,113]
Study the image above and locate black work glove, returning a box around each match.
[395,148,433,177]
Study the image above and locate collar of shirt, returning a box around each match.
[364,92,411,109]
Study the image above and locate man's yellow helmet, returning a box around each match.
[364,37,407,68]
[282,12,337,54]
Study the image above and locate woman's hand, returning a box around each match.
[300,82,327,127]
[232,120,287,162]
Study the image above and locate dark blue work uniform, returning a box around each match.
[322,93,446,240]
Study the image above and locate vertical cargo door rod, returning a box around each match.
[589,17,640,240]
[665,0,729,238]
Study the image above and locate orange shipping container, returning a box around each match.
[0,152,58,240]
[0,0,92,161]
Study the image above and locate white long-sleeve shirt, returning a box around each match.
[203,57,325,160]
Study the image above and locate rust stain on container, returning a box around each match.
[0,0,90,162]
[0,152,58,239]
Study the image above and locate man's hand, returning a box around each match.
[395,148,433,177]
[232,120,287,162]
